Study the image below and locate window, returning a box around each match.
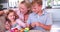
[53,0,60,6]
[8,0,23,8]
[46,0,60,8]
[9,0,18,8]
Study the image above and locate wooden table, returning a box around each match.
[29,30,42,32]
[29,30,50,32]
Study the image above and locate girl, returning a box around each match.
[5,21,11,32]
[6,10,25,31]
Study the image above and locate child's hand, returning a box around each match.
[35,22,41,27]
[31,23,36,27]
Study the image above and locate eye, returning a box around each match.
[20,7,24,9]
[33,8,36,9]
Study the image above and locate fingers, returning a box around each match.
[31,23,35,27]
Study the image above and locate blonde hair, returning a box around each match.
[19,1,32,14]
[19,1,31,8]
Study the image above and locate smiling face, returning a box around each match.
[19,3,28,14]
[7,12,15,21]
[31,3,42,14]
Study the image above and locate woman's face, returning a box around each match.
[5,22,10,30]
[8,12,15,21]
[19,4,28,14]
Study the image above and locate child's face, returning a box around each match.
[19,4,28,14]
[31,3,42,13]
[8,12,15,21]
[5,22,10,30]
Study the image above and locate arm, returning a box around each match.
[26,15,35,29]
[33,22,51,30]
[26,18,31,29]
[35,13,52,30]
[39,23,51,30]
[0,11,4,15]
[0,10,8,15]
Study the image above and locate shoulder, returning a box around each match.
[44,11,52,15]
[16,19,24,24]
[16,19,21,22]
[44,11,52,17]
[29,13,35,17]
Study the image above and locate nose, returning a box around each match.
[11,16,14,18]
[34,8,36,9]
[32,7,36,11]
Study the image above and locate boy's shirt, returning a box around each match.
[27,11,52,31]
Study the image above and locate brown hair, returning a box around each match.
[31,0,42,6]
[6,9,19,23]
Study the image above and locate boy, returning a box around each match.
[27,0,52,31]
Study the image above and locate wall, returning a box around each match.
[45,9,60,22]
